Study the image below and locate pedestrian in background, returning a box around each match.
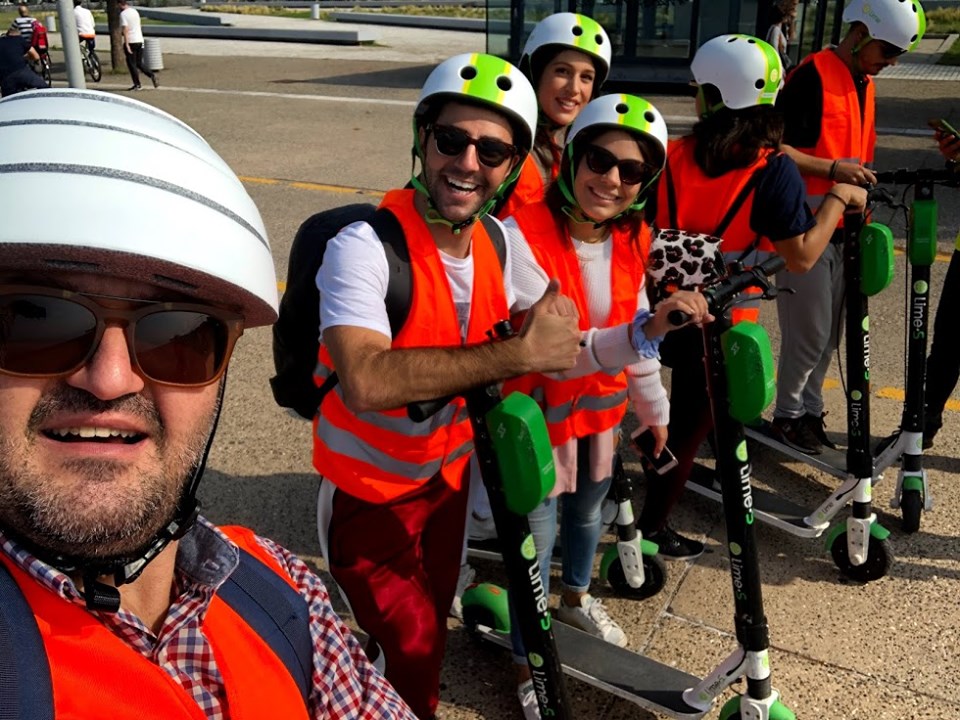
[119,0,158,90]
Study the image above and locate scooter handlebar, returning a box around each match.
[874,166,959,186]
[667,255,786,326]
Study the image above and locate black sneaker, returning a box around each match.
[151,73,159,89]
[770,416,821,455]
[803,412,838,450]
[646,526,704,561]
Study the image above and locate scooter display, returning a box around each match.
[462,260,795,720]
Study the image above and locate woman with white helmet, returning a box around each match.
[0,89,415,719]
[771,0,925,454]
[495,11,612,219]
[636,34,867,558]
[501,93,709,719]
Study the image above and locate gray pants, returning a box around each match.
[774,243,845,419]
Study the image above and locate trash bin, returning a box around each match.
[143,37,164,72]
[311,3,320,19]
[44,15,56,33]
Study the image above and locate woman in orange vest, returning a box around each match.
[502,93,710,719]
[637,34,866,559]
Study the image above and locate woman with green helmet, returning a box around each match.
[637,34,866,558]
[501,93,710,719]
[495,11,612,219]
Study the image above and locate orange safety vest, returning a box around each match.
[497,152,559,220]
[656,136,777,323]
[790,48,876,222]
[312,189,510,503]
[506,201,646,446]
[0,526,310,720]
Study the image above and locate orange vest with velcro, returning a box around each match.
[506,201,646,446]
[312,189,509,503]
[0,526,310,720]
[656,136,776,323]
[792,48,876,224]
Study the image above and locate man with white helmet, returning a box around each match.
[772,0,926,454]
[0,89,415,719]
[312,52,581,719]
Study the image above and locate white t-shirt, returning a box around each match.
[316,216,515,344]
[74,6,95,37]
[120,6,144,44]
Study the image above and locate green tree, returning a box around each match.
[107,0,123,71]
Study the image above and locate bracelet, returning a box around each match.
[630,309,664,360]
[828,159,840,180]
[824,190,846,206]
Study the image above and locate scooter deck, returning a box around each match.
[472,620,707,718]
[688,463,825,538]
[745,422,848,480]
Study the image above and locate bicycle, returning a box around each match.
[31,49,52,88]
[80,42,101,83]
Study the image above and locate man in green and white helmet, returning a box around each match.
[313,52,582,719]
[772,0,925,454]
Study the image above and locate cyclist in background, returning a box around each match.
[0,25,44,97]
[74,0,96,53]
[11,4,36,45]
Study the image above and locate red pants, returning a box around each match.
[327,475,468,720]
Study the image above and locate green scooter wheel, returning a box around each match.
[829,530,894,582]
[461,582,511,636]
[719,694,796,720]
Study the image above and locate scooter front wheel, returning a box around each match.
[899,488,922,534]
[829,531,894,582]
[719,694,796,720]
[605,553,667,600]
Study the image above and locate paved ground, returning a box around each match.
[37,14,960,719]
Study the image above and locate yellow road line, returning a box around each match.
[240,175,385,197]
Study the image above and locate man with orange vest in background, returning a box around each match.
[0,90,414,719]
[772,0,926,454]
[313,53,582,719]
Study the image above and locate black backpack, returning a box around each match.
[270,204,506,419]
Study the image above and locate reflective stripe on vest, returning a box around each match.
[506,201,645,445]
[313,188,510,503]
[0,526,311,720]
[792,49,876,225]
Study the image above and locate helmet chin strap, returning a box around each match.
[4,377,228,613]
[409,174,486,235]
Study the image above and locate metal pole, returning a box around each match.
[57,0,85,89]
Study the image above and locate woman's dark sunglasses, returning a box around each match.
[431,124,517,168]
[0,286,243,387]
[583,145,658,187]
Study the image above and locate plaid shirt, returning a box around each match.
[0,519,415,720]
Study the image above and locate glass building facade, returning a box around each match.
[486,0,846,86]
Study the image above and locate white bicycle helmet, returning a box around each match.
[844,0,926,52]
[691,34,784,112]
[519,12,613,90]
[0,89,278,327]
[559,93,669,214]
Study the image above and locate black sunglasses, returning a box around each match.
[0,285,243,387]
[583,145,658,187]
[430,124,517,168]
[876,39,906,59]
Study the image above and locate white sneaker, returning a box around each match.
[467,512,498,542]
[449,563,476,620]
[557,594,627,647]
[517,679,540,720]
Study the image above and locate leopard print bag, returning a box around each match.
[646,229,727,306]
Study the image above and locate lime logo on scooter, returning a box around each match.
[735,440,755,526]
[729,538,749,601]
[528,653,556,716]
[521,534,552,629]
[912,280,929,340]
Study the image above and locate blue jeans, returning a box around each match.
[509,437,613,661]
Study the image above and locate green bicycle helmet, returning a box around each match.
[844,0,926,53]
[691,34,784,117]
[519,12,612,91]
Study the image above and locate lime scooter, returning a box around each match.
[410,320,572,719]
[462,261,795,720]
[693,196,899,581]
[872,167,960,533]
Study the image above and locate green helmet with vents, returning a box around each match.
[519,12,613,89]
[844,0,926,52]
[691,34,784,112]
[412,53,538,229]
[558,93,669,217]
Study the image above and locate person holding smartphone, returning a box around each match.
[923,123,960,447]
[501,94,709,719]
[772,0,926,454]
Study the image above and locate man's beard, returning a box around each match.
[0,386,211,565]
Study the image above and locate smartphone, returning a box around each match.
[927,117,959,139]
[630,426,679,475]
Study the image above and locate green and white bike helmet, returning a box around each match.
[844,0,926,53]
[691,34,784,117]
[519,12,613,91]
[558,93,669,216]
[0,89,278,328]
[412,52,538,227]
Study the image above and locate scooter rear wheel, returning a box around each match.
[829,531,894,582]
[605,554,667,600]
[899,488,922,534]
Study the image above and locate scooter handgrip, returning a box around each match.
[408,397,453,423]
[667,309,690,326]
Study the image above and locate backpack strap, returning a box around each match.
[0,562,55,720]
[368,208,412,337]
[663,160,679,229]
[479,215,508,270]
[712,165,767,265]
[217,548,313,705]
